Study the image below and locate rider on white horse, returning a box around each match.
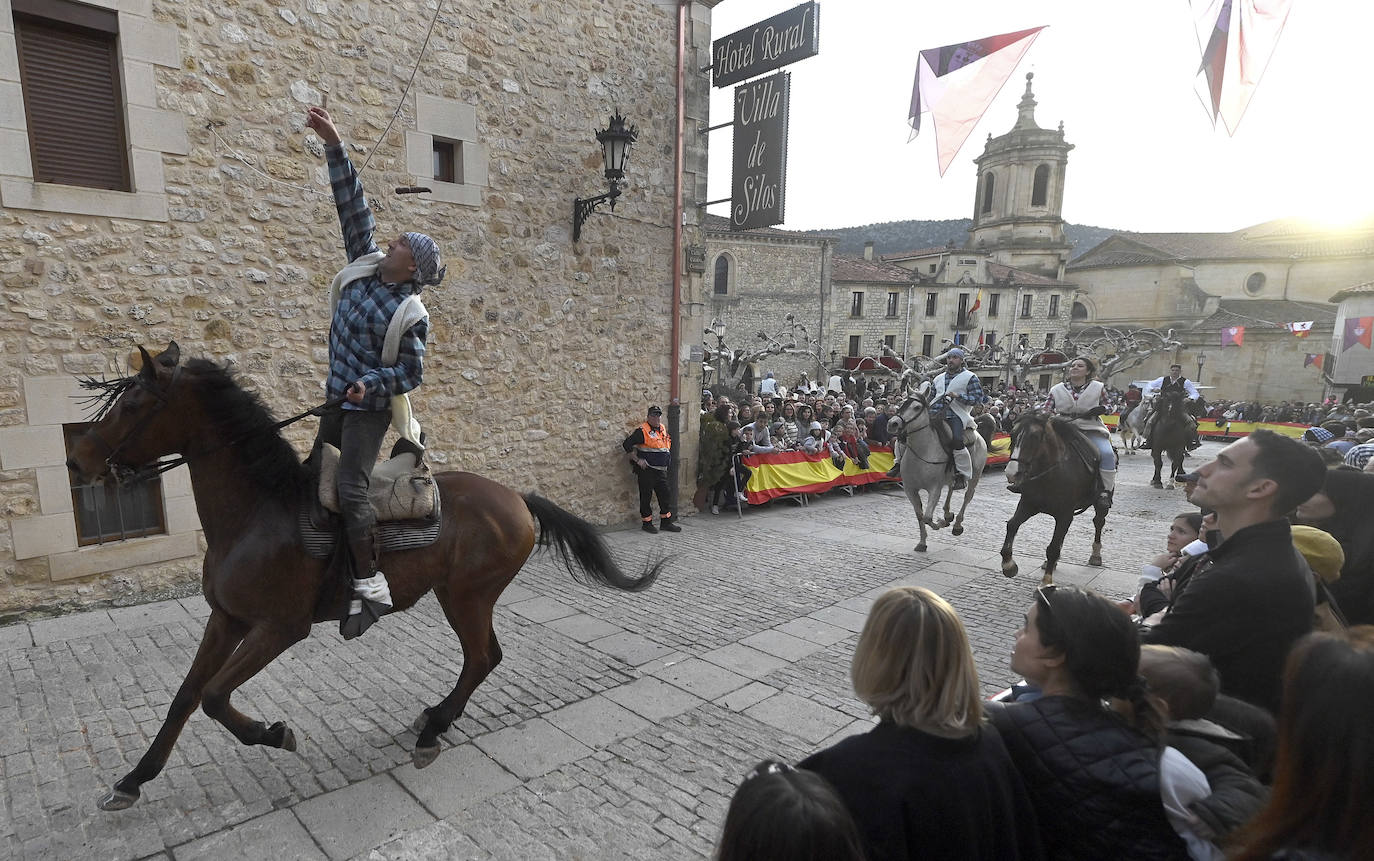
[887,348,983,489]
[1044,356,1117,507]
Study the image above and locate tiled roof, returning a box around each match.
[1330,281,1374,303]
[701,213,838,241]
[831,256,920,284]
[881,246,954,261]
[1069,219,1374,269]
[985,262,1066,287]
[1197,299,1337,331]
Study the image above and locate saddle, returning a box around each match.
[299,438,442,560]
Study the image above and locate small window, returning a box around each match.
[851,292,865,317]
[928,263,937,274]
[1045,333,1055,348]
[15,1,130,191]
[985,332,997,348]
[1038,373,1051,391]
[988,293,1001,318]
[921,334,934,357]
[848,335,861,357]
[981,173,995,215]
[958,258,978,266]
[1048,295,1060,318]
[953,332,966,346]
[886,291,899,317]
[1021,295,1033,318]
[925,293,938,316]
[63,423,165,546]
[883,334,897,352]
[432,139,460,184]
[1031,164,1051,207]
[713,255,731,295]
[1244,272,1266,296]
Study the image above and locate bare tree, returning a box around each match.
[702,314,823,394]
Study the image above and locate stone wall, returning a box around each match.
[0,0,708,616]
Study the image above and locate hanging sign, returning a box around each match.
[731,71,789,230]
[712,2,819,88]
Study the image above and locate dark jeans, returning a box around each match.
[711,458,751,505]
[316,406,391,539]
[636,466,673,520]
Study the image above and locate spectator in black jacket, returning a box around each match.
[1143,430,1325,712]
[716,760,865,861]
[802,587,1043,861]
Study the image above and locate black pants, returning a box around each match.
[636,466,673,520]
[315,406,391,540]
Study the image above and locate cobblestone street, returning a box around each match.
[0,442,1215,861]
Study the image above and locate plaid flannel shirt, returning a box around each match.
[325,143,427,412]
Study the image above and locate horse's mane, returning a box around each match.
[182,359,310,499]
[1013,411,1093,465]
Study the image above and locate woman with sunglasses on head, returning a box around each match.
[801,587,1043,861]
[988,586,1207,861]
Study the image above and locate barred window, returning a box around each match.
[63,424,165,546]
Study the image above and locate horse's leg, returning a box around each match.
[906,483,929,552]
[411,586,506,768]
[1151,448,1164,488]
[1088,503,1107,567]
[199,621,310,751]
[951,470,980,537]
[934,484,954,530]
[1000,501,1032,578]
[98,610,246,810]
[1041,512,1073,587]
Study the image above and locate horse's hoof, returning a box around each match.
[266,721,296,752]
[951,525,964,536]
[1088,555,1103,567]
[915,543,927,552]
[411,713,429,735]
[1002,563,1018,579]
[413,743,441,769]
[1151,480,1163,489]
[98,787,139,811]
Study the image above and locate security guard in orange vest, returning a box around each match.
[622,405,681,533]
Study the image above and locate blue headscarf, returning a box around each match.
[402,232,446,286]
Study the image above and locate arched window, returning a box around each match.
[1031,164,1050,207]
[1071,301,1089,321]
[980,173,995,215]
[713,254,732,295]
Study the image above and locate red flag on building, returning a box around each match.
[970,289,983,313]
[978,329,985,346]
[1303,353,1324,369]
[1221,325,1245,346]
[909,27,1046,175]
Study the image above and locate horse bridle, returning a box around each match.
[891,392,957,466]
[1006,415,1064,486]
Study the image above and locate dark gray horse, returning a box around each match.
[1148,388,1193,488]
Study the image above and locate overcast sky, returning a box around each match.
[703,0,1374,234]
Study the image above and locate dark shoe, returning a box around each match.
[641,521,658,534]
[1187,441,1203,451]
[659,518,682,533]
[1140,440,1152,450]
[884,465,901,478]
[340,596,389,640]
[1097,490,1114,508]
[951,474,967,491]
[1006,482,1023,494]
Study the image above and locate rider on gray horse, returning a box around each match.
[1141,363,1203,451]
[887,348,983,490]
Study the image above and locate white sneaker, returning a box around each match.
[711,504,720,515]
[736,491,748,502]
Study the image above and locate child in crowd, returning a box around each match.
[715,760,865,861]
[1128,512,1206,619]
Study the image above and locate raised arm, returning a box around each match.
[305,107,379,262]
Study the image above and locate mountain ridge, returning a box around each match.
[812,219,1123,261]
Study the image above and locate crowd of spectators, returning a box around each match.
[705,415,1374,860]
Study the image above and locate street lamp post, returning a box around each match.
[1196,350,1207,384]
[710,318,727,392]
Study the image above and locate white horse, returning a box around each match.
[887,389,989,552]
[1119,402,1147,454]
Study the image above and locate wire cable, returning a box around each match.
[355,0,446,177]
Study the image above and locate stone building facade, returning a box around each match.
[1068,219,1374,400]
[0,0,720,616]
[830,251,918,367]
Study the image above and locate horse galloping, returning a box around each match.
[1000,412,1108,585]
[1148,388,1193,488]
[66,342,661,811]
[887,390,988,552]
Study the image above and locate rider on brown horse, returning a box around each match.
[306,106,447,639]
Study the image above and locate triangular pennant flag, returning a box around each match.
[1287,321,1313,338]
[1190,0,1295,135]
[1343,316,1374,351]
[1221,325,1245,346]
[909,27,1047,175]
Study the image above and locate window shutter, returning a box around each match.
[15,14,130,191]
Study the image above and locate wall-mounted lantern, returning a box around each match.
[573,111,638,242]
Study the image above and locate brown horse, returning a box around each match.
[66,342,661,811]
[1000,412,1108,585]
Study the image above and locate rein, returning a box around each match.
[893,395,954,466]
[112,389,347,485]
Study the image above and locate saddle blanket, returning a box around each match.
[298,487,442,560]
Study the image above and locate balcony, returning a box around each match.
[843,356,902,371]
[951,311,979,331]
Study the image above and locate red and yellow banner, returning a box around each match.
[741,436,1013,503]
[1103,414,1306,439]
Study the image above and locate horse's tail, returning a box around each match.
[523,494,662,592]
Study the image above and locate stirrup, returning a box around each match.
[951,474,967,490]
[340,597,390,639]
